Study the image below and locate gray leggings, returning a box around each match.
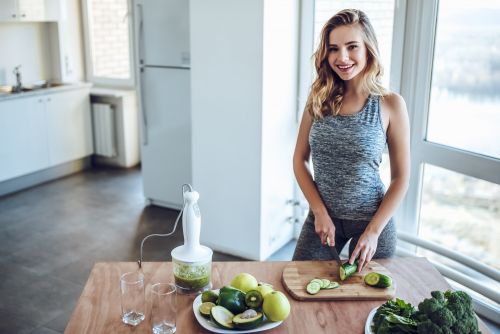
[292,211,396,261]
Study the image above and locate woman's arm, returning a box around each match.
[293,110,335,246]
[349,93,411,271]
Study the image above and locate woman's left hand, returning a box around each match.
[349,230,379,272]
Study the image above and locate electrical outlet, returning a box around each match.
[65,55,73,75]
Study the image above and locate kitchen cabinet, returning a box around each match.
[0,86,93,183]
[0,0,59,22]
[0,96,50,182]
[45,89,93,166]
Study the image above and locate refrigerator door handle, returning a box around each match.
[139,67,148,146]
[137,3,148,145]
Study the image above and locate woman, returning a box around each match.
[292,9,410,273]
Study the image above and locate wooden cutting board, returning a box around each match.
[282,260,396,301]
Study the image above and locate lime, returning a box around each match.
[199,302,216,317]
[201,290,219,303]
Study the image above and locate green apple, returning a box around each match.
[263,291,291,322]
[256,282,274,297]
[230,273,258,293]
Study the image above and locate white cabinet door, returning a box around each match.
[0,0,60,22]
[45,89,93,166]
[0,0,18,21]
[0,96,50,182]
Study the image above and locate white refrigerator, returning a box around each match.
[134,0,191,208]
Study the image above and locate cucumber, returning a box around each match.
[306,281,321,295]
[320,279,331,288]
[310,278,323,286]
[364,272,392,288]
[339,260,358,281]
[325,281,339,289]
[306,279,339,294]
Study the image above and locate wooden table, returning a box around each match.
[65,257,490,333]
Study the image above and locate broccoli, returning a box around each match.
[418,296,445,314]
[417,319,442,334]
[373,290,481,334]
[428,307,456,328]
[416,290,481,334]
[431,290,446,302]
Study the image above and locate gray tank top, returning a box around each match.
[309,95,386,220]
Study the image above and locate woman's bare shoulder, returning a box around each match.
[382,92,406,112]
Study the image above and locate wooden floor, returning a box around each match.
[0,166,244,333]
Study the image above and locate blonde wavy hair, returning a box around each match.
[306,9,387,119]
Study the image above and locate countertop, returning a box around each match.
[65,257,491,333]
[0,82,93,101]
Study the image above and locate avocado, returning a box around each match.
[210,305,234,329]
[233,310,264,330]
[217,288,247,314]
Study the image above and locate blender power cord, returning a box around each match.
[137,183,193,269]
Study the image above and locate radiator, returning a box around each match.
[92,103,117,158]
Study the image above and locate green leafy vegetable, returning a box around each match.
[371,290,481,334]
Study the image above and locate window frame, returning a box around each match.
[399,0,500,237]
[81,0,136,88]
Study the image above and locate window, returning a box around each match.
[82,0,134,86]
[419,164,500,270]
[427,0,500,159]
[400,0,500,273]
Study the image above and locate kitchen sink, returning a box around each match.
[0,82,66,94]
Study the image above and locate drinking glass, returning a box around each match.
[120,271,146,326]
[151,283,177,334]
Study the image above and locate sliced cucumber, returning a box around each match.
[306,281,321,295]
[325,281,339,289]
[364,272,392,288]
[306,278,339,294]
[210,305,235,329]
[310,278,323,286]
[339,260,358,281]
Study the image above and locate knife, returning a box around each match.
[326,236,342,266]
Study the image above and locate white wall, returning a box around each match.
[191,0,298,260]
[191,0,264,259]
[0,23,53,85]
[260,0,298,258]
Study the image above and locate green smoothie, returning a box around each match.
[174,262,210,290]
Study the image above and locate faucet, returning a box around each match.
[13,65,22,93]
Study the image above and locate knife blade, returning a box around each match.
[326,236,342,266]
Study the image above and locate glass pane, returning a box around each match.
[427,0,500,159]
[419,164,500,270]
[314,0,395,88]
[89,0,131,79]
[379,152,390,189]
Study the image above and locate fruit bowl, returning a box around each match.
[192,289,283,333]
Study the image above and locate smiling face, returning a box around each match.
[327,23,368,82]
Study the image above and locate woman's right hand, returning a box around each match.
[314,212,336,246]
